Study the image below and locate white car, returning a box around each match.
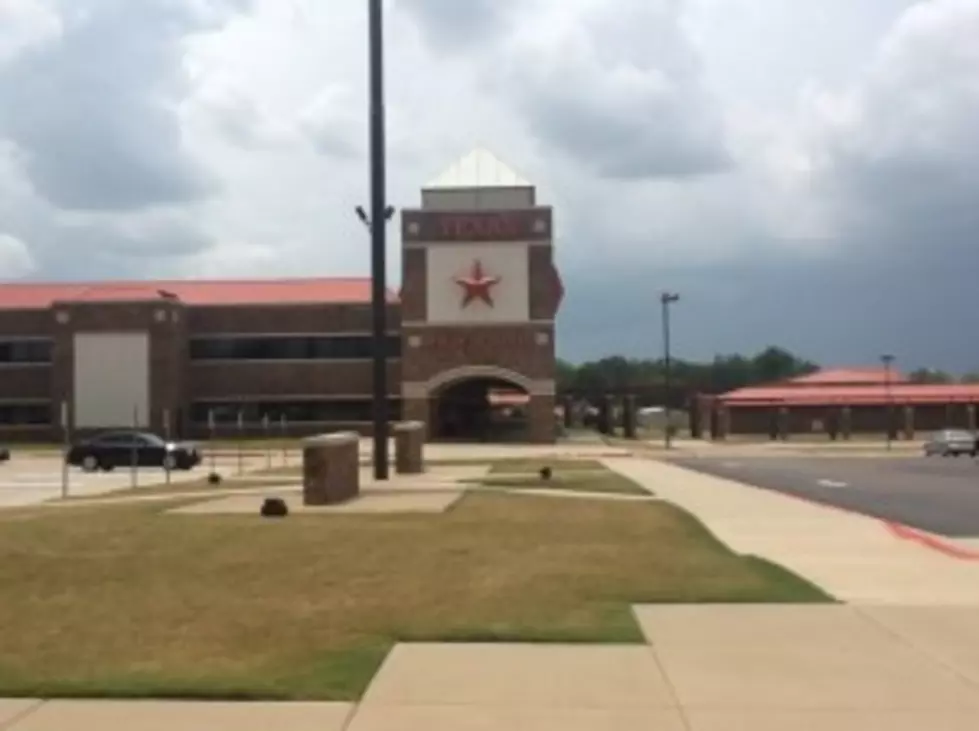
[923,429,978,457]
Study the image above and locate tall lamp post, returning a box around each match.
[661,292,680,449]
[367,0,389,481]
[881,354,895,451]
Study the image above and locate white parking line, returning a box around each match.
[816,478,849,489]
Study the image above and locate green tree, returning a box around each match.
[908,368,953,384]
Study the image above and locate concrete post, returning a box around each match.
[562,396,574,430]
[840,406,852,441]
[903,405,915,441]
[716,406,730,440]
[777,407,789,442]
[622,395,638,440]
[968,404,977,432]
[597,396,612,435]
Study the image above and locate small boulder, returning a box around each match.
[539,466,553,481]
[207,472,222,486]
[261,497,289,518]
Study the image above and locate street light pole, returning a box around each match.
[881,354,895,451]
[368,0,389,481]
[661,292,680,450]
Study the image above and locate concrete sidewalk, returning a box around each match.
[9,456,979,729]
[604,457,979,604]
[8,606,978,729]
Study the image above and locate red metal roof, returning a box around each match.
[786,368,907,386]
[721,383,979,407]
[0,278,397,309]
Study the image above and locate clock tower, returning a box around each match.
[399,149,564,443]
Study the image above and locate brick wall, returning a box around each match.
[401,325,554,383]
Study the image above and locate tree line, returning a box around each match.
[557,346,979,395]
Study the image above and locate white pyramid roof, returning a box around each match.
[425,148,532,189]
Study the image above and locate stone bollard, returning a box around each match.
[394,421,425,475]
[302,432,360,506]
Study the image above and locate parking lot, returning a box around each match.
[0,453,272,507]
[671,453,979,538]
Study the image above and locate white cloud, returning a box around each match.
[0,232,34,277]
[0,0,61,64]
[1,0,978,367]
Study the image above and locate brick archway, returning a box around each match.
[426,365,534,396]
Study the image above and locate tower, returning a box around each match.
[399,149,564,443]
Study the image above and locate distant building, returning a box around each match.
[698,368,979,439]
[0,149,564,444]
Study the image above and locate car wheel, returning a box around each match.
[81,455,99,473]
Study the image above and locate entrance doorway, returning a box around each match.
[431,378,529,442]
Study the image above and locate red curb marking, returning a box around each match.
[739,484,979,562]
[884,522,979,562]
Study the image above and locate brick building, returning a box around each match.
[0,150,562,444]
[698,368,979,440]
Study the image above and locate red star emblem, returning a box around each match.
[454,259,501,308]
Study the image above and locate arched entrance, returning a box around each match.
[427,367,533,443]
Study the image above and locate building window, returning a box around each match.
[189,335,401,361]
[190,399,402,424]
[0,339,52,365]
[0,402,51,425]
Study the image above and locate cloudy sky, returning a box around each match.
[0,0,977,371]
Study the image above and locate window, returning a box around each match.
[0,339,52,365]
[0,402,50,425]
[189,335,401,361]
[190,399,402,424]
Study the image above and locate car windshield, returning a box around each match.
[94,431,166,447]
[944,430,973,440]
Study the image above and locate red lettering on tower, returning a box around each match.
[438,214,521,241]
[401,209,552,242]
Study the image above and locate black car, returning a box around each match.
[0,446,9,462]
[66,431,201,472]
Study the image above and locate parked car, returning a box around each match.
[66,431,202,472]
[923,429,978,457]
[0,446,9,462]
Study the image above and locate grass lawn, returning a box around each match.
[254,457,608,479]
[487,458,606,474]
[0,493,831,702]
[63,476,297,503]
[474,466,651,496]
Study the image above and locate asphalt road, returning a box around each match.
[670,454,979,538]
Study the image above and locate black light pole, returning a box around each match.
[368,0,389,481]
[661,292,680,449]
[881,354,895,451]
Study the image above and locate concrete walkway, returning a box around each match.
[604,457,979,605]
[8,456,979,729]
[7,606,979,729]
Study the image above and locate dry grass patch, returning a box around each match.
[62,476,296,503]
[0,492,830,701]
[487,458,606,474]
[474,467,650,496]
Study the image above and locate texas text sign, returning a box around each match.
[402,209,552,243]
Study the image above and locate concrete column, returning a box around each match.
[402,398,429,440]
[903,405,915,441]
[303,432,360,506]
[968,404,977,432]
[562,396,574,429]
[596,396,612,435]
[527,394,557,444]
[622,395,638,440]
[840,406,852,441]
[527,395,557,444]
[777,407,789,441]
[716,406,730,440]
